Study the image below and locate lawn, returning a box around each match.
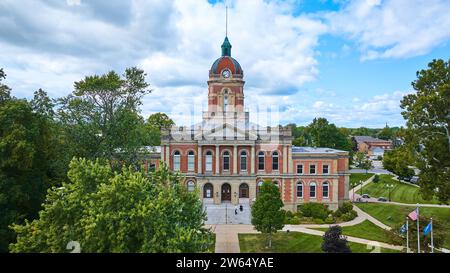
[239,232,400,253]
[359,174,440,204]
[356,203,450,248]
[350,173,374,188]
[313,220,393,244]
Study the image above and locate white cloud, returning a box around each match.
[326,0,450,60]
[66,0,81,6]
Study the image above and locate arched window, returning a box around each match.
[205,151,213,172]
[240,151,247,171]
[272,151,279,171]
[257,181,264,193]
[322,182,329,198]
[223,151,230,171]
[309,182,316,198]
[173,151,180,171]
[239,183,249,198]
[188,151,195,171]
[258,151,265,171]
[203,183,213,198]
[297,181,303,198]
[187,181,195,192]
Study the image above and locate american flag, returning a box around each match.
[408,207,418,221]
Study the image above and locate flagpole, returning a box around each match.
[406,217,409,253]
[430,218,434,253]
[417,205,420,253]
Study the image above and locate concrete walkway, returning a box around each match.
[206,224,256,253]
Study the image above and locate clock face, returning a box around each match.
[222,69,231,78]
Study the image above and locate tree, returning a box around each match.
[361,159,373,174]
[383,147,415,178]
[306,118,352,151]
[10,158,213,253]
[0,95,64,252]
[400,59,450,203]
[251,181,285,248]
[354,152,366,167]
[0,68,11,103]
[378,124,394,140]
[57,68,151,169]
[145,112,174,146]
[321,225,351,253]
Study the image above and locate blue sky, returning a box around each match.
[1,0,449,128]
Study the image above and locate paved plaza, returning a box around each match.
[203,202,251,225]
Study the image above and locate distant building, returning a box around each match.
[352,136,392,158]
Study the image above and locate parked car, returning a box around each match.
[362,194,371,199]
[378,197,388,202]
[410,176,419,184]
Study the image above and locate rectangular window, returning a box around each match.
[323,164,329,174]
[188,156,195,171]
[296,164,303,174]
[309,164,316,174]
[310,185,316,198]
[323,185,329,198]
[223,157,230,170]
[297,184,303,198]
[174,157,180,171]
[272,157,279,171]
[240,157,247,171]
[206,155,212,171]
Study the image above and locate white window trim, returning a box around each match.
[322,182,329,199]
[322,164,329,174]
[309,164,317,174]
[296,164,303,174]
[309,182,317,198]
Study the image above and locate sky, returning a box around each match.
[1,0,449,128]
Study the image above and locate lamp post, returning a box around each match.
[385,184,394,202]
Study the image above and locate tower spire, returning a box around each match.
[226,5,228,37]
[221,6,232,56]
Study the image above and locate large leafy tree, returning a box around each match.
[10,158,213,253]
[145,112,174,146]
[306,118,352,151]
[0,88,64,252]
[251,181,285,248]
[57,68,151,168]
[383,147,415,178]
[400,59,450,203]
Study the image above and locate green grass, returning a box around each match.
[239,232,400,253]
[356,203,450,249]
[350,173,373,188]
[359,174,440,204]
[314,220,393,244]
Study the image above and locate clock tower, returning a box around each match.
[207,36,245,117]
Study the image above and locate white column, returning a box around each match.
[165,145,170,164]
[215,145,220,174]
[198,146,202,174]
[288,145,293,173]
[251,145,255,174]
[233,145,238,174]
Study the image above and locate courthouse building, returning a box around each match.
[145,36,350,211]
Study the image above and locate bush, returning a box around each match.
[325,217,335,224]
[290,216,301,225]
[298,203,330,221]
[373,174,380,183]
[377,156,383,161]
[340,210,358,222]
[340,202,353,214]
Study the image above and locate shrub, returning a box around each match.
[340,202,353,214]
[290,216,301,225]
[325,217,335,224]
[340,210,358,222]
[373,174,380,183]
[285,210,294,218]
[298,203,330,221]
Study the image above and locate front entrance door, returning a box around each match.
[221,183,231,201]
